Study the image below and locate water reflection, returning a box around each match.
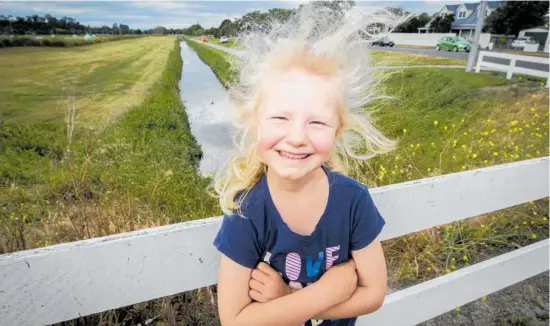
[179,41,237,175]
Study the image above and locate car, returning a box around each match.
[511,37,538,50]
[220,36,229,43]
[371,36,395,47]
[436,36,471,52]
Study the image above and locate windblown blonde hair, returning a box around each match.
[214,2,411,216]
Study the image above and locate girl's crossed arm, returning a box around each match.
[217,253,357,326]
[251,237,387,321]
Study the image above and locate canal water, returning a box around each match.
[178,41,237,176]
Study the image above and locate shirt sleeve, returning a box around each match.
[213,214,262,270]
[350,188,386,251]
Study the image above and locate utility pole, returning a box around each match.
[466,0,488,72]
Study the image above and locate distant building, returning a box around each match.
[418,1,502,38]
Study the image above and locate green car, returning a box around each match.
[436,36,471,53]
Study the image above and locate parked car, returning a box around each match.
[511,37,538,50]
[220,36,229,43]
[436,36,471,52]
[371,36,395,47]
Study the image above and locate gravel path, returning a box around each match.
[418,272,549,326]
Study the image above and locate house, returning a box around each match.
[418,1,502,39]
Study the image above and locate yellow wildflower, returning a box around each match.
[533,211,538,216]
[493,152,499,156]
[487,119,492,123]
[434,120,439,126]
[472,153,478,158]
[531,108,535,112]
[531,234,537,239]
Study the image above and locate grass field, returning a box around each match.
[0,34,142,48]
[370,50,465,66]
[0,36,172,126]
[1,37,218,254]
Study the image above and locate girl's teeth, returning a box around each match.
[280,151,308,159]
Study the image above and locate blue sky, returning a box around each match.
[0,1,463,30]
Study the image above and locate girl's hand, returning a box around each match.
[248,262,292,303]
[318,260,358,304]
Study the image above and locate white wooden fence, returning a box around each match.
[0,157,549,326]
[475,50,549,87]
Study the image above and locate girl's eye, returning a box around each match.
[271,116,288,121]
[311,121,326,125]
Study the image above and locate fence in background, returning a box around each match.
[475,51,549,87]
[0,157,549,326]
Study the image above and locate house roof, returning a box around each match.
[445,4,460,12]
[464,3,479,10]
[423,1,503,29]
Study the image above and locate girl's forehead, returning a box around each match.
[259,68,340,114]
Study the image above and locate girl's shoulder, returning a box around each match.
[328,168,372,198]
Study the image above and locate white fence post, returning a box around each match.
[506,58,516,79]
[475,51,484,73]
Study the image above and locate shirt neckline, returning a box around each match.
[262,165,335,244]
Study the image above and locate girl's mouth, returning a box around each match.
[277,150,311,160]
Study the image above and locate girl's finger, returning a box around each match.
[251,268,270,284]
[249,278,264,292]
[249,289,266,303]
[256,262,277,276]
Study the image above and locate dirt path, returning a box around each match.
[418,272,549,326]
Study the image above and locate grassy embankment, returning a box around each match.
[185,39,549,286]
[0,34,143,48]
[0,36,219,254]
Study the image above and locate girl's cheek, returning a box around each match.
[312,131,336,156]
[258,124,286,150]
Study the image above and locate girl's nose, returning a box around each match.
[285,123,307,146]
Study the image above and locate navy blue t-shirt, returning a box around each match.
[213,166,385,326]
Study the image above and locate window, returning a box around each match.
[458,11,467,18]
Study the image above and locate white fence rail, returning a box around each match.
[475,50,549,87]
[0,158,549,326]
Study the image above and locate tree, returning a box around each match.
[217,19,237,37]
[484,1,549,35]
[384,7,431,33]
[152,26,167,35]
[430,13,454,33]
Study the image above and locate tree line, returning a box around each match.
[173,0,547,39]
[0,14,151,35]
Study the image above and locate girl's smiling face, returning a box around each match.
[256,67,341,181]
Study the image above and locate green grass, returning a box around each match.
[183,37,235,87]
[0,36,173,126]
[0,39,219,253]
[370,50,465,66]
[0,34,143,48]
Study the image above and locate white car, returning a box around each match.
[511,37,538,50]
[220,36,229,43]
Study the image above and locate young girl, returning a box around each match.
[213,4,403,326]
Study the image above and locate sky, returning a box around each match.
[0,1,466,30]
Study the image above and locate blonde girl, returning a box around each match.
[213,3,405,326]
